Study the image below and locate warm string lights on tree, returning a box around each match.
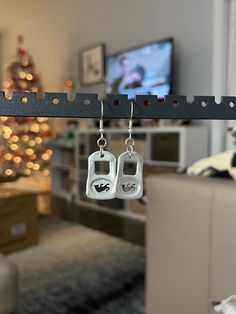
[3,35,43,96]
[1,35,52,181]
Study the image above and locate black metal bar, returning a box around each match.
[1,92,236,120]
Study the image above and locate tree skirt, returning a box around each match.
[8,217,145,314]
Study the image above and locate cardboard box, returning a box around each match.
[0,189,38,255]
[1,174,51,215]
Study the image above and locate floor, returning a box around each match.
[8,216,145,314]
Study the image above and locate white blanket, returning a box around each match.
[187,151,236,180]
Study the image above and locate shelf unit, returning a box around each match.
[50,143,75,201]
[51,126,208,222]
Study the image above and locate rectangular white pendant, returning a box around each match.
[86,151,116,200]
[115,151,143,199]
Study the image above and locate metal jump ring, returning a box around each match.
[125,138,134,147]
[99,146,104,158]
[97,137,107,148]
[126,145,134,157]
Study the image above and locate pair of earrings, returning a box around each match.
[86,101,143,200]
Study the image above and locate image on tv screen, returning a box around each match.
[106,39,173,99]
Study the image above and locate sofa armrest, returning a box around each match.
[146,174,214,314]
[0,254,18,314]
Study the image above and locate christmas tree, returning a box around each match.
[0,35,52,182]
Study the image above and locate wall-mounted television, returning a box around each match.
[106,38,174,99]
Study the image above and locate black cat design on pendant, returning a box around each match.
[121,183,136,193]
[95,183,110,193]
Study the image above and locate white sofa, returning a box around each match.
[146,174,236,314]
[0,254,18,314]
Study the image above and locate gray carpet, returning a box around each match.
[8,217,145,314]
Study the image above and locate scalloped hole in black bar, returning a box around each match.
[143,100,150,106]
[21,97,28,104]
[52,98,60,105]
[83,99,91,105]
[157,98,165,103]
[201,101,207,108]
[187,96,195,103]
[172,100,179,107]
[113,99,120,106]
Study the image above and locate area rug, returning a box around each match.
[8,217,145,314]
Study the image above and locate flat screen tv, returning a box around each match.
[106,38,174,99]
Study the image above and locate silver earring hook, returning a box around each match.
[100,100,104,120]
[97,100,107,157]
[125,101,134,157]
[128,101,134,134]
[129,101,134,134]
[99,100,104,133]
[130,100,134,120]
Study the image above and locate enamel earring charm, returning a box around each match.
[86,101,116,200]
[115,101,143,199]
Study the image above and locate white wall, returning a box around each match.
[225,0,236,150]
[0,0,213,94]
[0,0,213,131]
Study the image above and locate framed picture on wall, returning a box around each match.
[79,43,106,86]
